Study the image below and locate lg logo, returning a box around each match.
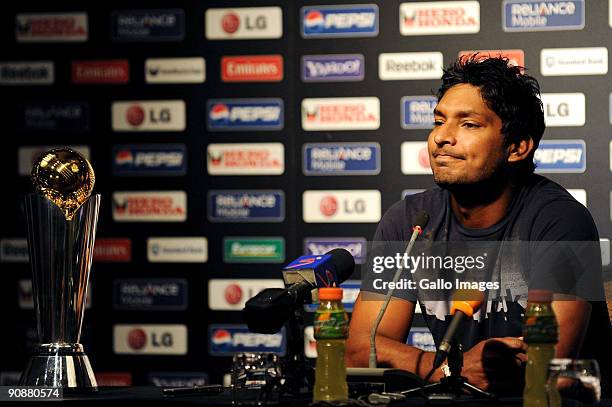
[221,12,268,34]
[127,328,174,350]
[126,105,171,126]
[320,196,366,217]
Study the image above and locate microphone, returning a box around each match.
[369,211,429,368]
[244,248,355,334]
[432,289,484,369]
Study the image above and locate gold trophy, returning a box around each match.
[20,147,100,389]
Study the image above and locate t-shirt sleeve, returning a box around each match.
[528,200,604,300]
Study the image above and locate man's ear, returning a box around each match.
[507,137,534,164]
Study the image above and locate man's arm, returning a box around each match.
[552,298,591,358]
[345,293,445,381]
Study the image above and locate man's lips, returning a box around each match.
[433,151,464,159]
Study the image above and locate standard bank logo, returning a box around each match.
[302,54,364,82]
[303,238,367,264]
[208,190,285,223]
[303,142,380,176]
[541,47,608,76]
[209,325,286,356]
[145,57,205,84]
[147,237,208,263]
[112,144,186,176]
[207,99,283,131]
[111,9,185,41]
[401,96,437,129]
[503,0,584,32]
[301,4,379,38]
[534,140,586,173]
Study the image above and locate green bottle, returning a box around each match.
[523,290,558,407]
[313,287,349,402]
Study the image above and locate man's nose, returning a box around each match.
[433,123,456,146]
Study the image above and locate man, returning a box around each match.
[346,56,611,395]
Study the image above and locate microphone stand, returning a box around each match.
[280,304,313,395]
[400,340,493,399]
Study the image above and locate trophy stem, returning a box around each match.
[20,194,100,389]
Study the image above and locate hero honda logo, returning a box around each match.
[112,144,186,176]
[112,191,187,222]
[207,99,283,131]
[379,52,443,80]
[209,325,285,356]
[303,142,381,175]
[0,61,53,85]
[112,100,185,131]
[301,4,379,38]
[205,7,282,40]
[114,325,187,355]
[303,238,367,264]
[400,1,480,35]
[503,0,585,32]
[16,12,88,42]
[208,279,284,310]
[207,143,284,175]
[303,190,381,223]
[302,54,364,82]
[208,190,285,223]
[302,97,380,131]
[533,140,586,173]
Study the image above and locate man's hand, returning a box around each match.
[461,337,527,394]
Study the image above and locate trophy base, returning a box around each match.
[20,343,98,390]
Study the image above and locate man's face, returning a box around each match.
[428,83,507,186]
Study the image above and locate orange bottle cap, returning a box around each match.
[319,287,343,301]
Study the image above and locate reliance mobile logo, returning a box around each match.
[303,238,367,264]
[207,98,283,131]
[113,278,188,311]
[534,140,586,173]
[208,190,285,223]
[112,144,186,176]
[301,4,379,38]
[302,54,364,82]
[16,12,88,42]
[401,96,437,129]
[221,55,283,82]
[111,9,185,41]
[19,102,89,132]
[400,1,480,35]
[503,0,585,32]
[209,325,285,356]
[72,60,129,84]
[303,142,381,175]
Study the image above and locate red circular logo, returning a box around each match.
[222,13,240,34]
[320,196,338,217]
[127,328,147,350]
[126,105,145,126]
[418,147,431,168]
[225,284,243,305]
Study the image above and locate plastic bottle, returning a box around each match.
[523,289,559,407]
[313,287,349,402]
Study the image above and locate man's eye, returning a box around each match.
[433,120,444,126]
[463,122,480,128]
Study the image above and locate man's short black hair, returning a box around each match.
[436,54,545,176]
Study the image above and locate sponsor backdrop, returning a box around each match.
[1,0,611,386]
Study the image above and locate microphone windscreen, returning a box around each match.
[414,210,429,228]
[450,289,484,318]
[326,248,355,283]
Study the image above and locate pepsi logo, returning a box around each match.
[211,329,232,347]
[209,104,230,122]
[320,196,338,217]
[128,328,147,350]
[126,105,145,126]
[222,13,240,34]
[115,150,133,166]
[418,147,430,168]
[225,284,243,305]
[304,10,324,31]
